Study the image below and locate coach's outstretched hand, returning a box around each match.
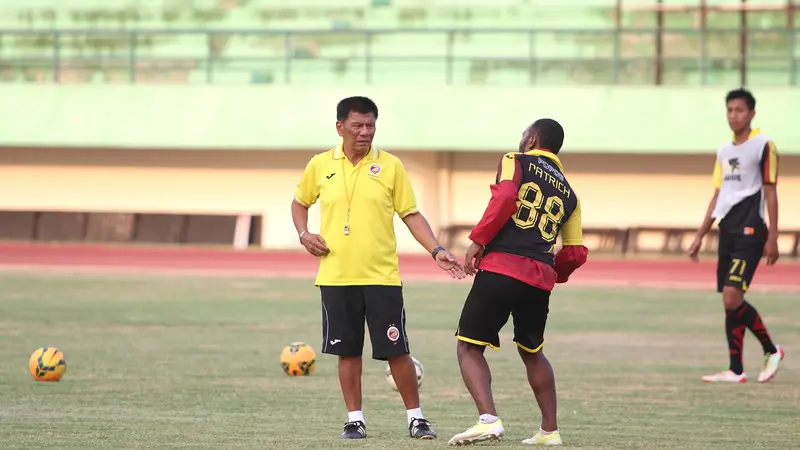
[435,249,466,279]
[300,232,330,257]
[463,242,485,276]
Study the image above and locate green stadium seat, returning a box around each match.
[363,7,401,28]
[370,59,448,84]
[222,34,286,60]
[140,35,208,58]
[198,69,254,85]
[289,58,370,85]
[452,33,529,59]
[370,32,447,57]
[747,58,794,85]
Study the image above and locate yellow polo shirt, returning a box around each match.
[294,145,418,286]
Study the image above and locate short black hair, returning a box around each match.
[531,118,565,154]
[726,88,756,110]
[336,96,379,122]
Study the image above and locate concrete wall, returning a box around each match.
[2,147,799,253]
[3,86,800,154]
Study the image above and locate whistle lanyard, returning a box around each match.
[342,156,364,235]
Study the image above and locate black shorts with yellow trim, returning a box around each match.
[716,230,764,293]
[455,270,551,353]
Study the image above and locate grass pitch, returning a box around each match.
[0,273,798,449]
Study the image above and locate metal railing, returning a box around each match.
[0,28,798,85]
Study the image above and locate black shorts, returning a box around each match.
[319,285,409,361]
[455,270,550,353]
[716,230,764,293]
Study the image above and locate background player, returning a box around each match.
[689,88,784,384]
[447,119,589,446]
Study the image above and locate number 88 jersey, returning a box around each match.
[484,150,582,266]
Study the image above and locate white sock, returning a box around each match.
[406,408,423,424]
[540,427,558,435]
[479,414,499,424]
[347,410,365,424]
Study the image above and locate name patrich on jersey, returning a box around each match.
[531,157,571,198]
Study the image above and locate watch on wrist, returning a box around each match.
[299,231,307,240]
[431,245,445,259]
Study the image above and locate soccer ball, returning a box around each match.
[29,347,67,382]
[385,356,424,391]
[280,342,317,376]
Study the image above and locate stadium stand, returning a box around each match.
[0,0,796,85]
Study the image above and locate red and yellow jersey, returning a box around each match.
[469,149,588,291]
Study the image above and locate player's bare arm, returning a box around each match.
[401,212,465,279]
[291,200,330,256]
[293,154,330,257]
[689,189,720,261]
[763,184,779,265]
[761,138,779,265]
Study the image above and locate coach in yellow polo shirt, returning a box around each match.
[291,96,464,441]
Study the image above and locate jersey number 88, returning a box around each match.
[512,181,565,243]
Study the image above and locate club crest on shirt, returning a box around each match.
[369,163,381,176]
[386,325,400,342]
[724,157,742,182]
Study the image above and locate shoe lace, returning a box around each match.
[410,418,431,430]
[343,421,361,433]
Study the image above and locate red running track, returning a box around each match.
[0,243,797,292]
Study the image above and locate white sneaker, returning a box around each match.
[701,370,748,383]
[757,345,785,383]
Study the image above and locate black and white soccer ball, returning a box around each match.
[385,356,424,391]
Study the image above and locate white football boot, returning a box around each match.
[701,370,748,383]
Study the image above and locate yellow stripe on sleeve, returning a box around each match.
[560,197,584,245]
[765,141,778,184]
[712,158,722,189]
[498,152,518,182]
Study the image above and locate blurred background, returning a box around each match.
[0,0,798,259]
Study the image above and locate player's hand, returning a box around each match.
[763,237,779,266]
[300,232,330,257]
[688,236,703,262]
[464,242,485,276]
[435,248,466,279]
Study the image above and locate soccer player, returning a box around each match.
[447,119,589,446]
[291,96,465,440]
[689,88,784,384]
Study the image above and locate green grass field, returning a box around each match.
[0,272,798,449]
